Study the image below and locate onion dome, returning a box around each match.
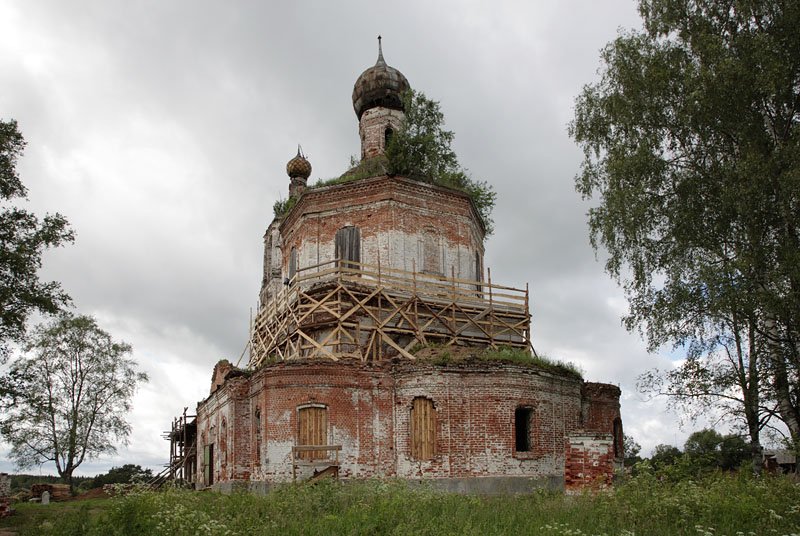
[352,36,410,120]
[286,147,311,179]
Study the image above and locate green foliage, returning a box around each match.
[314,156,389,188]
[0,119,74,361]
[684,428,751,473]
[11,474,800,536]
[571,0,800,463]
[480,347,584,379]
[385,90,496,236]
[0,315,149,487]
[272,195,298,218]
[9,473,92,494]
[650,443,682,469]
[91,465,154,488]
[274,93,497,234]
[623,433,642,467]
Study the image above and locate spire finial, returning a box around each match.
[296,144,303,157]
[376,35,385,65]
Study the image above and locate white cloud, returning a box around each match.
[0,0,702,476]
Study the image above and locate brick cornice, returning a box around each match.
[278,175,486,236]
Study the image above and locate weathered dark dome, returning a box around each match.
[352,38,410,120]
[286,149,311,179]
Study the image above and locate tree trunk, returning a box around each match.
[766,316,800,441]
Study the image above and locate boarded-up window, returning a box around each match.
[422,229,441,275]
[298,406,328,460]
[515,407,533,452]
[335,226,361,269]
[288,246,297,280]
[410,397,436,460]
[263,235,272,283]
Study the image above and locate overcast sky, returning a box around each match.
[0,0,724,476]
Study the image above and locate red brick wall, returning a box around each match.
[564,434,615,493]
[278,176,484,279]
[580,382,622,460]
[359,107,404,159]
[194,360,622,489]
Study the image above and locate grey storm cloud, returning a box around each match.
[0,0,708,475]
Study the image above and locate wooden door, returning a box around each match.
[298,406,327,460]
[410,397,436,460]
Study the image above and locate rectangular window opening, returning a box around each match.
[515,407,533,452]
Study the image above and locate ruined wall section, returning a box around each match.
[259,221,282,306]
[195,361,622,491]
[196,374,252,486]
[564,433,615,493]
[248,361,394,482]
[393,363,582,481]
[279,176,485,283]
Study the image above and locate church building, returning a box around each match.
[167,40,623,494]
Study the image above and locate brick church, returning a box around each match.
[166,40,623,494]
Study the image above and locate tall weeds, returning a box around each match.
[25,472,800,536]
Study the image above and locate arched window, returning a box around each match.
[263,234,273,284]
[474,250,483,292]
[335,226,361,269]
[288,246,297,280]
[254,409,262,464]
[410,397,436,460]
[613,418,623,458]
[422,229,441,275]
[298,405,328,460]
[384,127,394,149]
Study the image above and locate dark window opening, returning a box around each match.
[335,226,361,269]
[254,409,262,464]
[474,250,482,293]
[515,407,533,452]
[613,418,623,458]
[384,127,394,148]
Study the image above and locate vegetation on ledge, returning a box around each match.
[272,195,298,218]
[412,345,583,379]
[274,91,496,234]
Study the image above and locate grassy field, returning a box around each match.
[1,471,798,535]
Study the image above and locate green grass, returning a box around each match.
[0,498,112,535]
[5,472,800,535]
[414,345,584,380]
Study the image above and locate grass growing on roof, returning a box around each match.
[412,344,583,379]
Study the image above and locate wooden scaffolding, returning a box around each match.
[153,408,197,488]
[250,260,530,367]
